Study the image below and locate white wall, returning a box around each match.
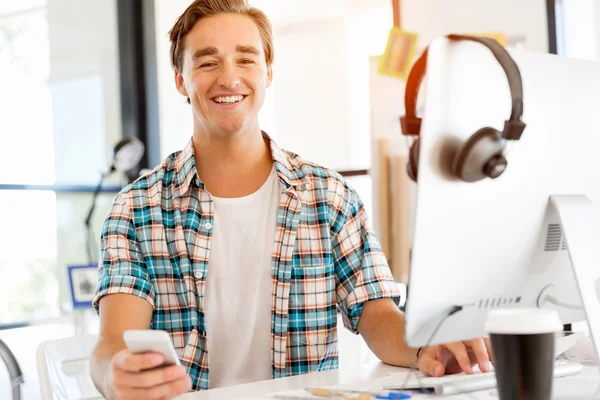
[270,18,353,169]
[271,6,392,171]
[402,0,549,53]
[562,0,599,61]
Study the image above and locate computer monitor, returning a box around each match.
[403,37,600,361]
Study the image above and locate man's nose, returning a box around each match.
[217,63,240,89]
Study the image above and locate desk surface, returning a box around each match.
[178,361,600,399]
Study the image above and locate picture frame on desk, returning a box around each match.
[67,264,98,308]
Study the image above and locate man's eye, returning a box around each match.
[200,62,216,68]
[240,59,254,64]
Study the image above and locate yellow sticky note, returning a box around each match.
[378,28,419,80]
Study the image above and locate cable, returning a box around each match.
[545,296,583,311]
[398,305,464,392]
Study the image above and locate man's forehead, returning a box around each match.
[186,14,265,54]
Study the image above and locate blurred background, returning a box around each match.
[0,0,598,398]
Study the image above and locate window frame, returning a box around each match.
[547,0,566,55]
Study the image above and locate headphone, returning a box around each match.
[400,34,527,183]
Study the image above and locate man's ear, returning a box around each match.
[174,69,189,98]
[266,65,273,88]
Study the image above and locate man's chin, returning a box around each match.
[197,116,258,137]
[213,120,255,136]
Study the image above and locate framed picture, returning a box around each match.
[379,28,419,80]
[67,264,98,308]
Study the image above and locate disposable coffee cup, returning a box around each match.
[485,308,562,400]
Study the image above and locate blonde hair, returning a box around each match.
[169,0,274,73]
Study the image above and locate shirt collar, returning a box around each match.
[173,133,310,199]
[266,132,310,192]
[173,138,201,199]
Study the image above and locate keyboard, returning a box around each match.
[382,361,583,396]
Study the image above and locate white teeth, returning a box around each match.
[214,95,243,104]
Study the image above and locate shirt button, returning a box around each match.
[195,271,203,279]
[205,222,213,230]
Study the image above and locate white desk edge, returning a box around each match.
[177,361,600,400]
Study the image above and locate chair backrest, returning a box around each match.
[36,335,104,400]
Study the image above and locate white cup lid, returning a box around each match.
[485,308,562,335]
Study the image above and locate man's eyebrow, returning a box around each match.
[236,45,260,56]
[192,46,218,61]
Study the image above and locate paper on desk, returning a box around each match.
[245,374,430,399]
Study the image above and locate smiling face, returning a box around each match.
[175,13,272,137]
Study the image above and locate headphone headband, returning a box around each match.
[401,34,526,141]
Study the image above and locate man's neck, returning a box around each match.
[192,128,274,198]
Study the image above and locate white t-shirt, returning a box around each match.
[204,166,281,389]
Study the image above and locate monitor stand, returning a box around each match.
[550,195,600,365]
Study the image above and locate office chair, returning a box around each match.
[0,338,23,400]
[36,335,102,400]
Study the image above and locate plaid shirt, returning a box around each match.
[93,135,400,390]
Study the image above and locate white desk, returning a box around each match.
[178,320,599,399]
[178,361,600,399]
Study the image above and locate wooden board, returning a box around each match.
[376,138,391,258]
[390,155,411,283]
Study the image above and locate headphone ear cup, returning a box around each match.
[452,127,506,182]
[407,138,420,182]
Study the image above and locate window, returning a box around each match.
[0,0,123,325]
[0,3,53,185]
[550,0,600,61]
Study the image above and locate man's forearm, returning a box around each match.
[358,299,419,368]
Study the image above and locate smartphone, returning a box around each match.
[123,329,181,366]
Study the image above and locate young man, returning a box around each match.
[90,1,493,398]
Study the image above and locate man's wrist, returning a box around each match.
[414,346,424,364]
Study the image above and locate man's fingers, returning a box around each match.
[418,353,445,377]
[117,365,188,388]
[484,337,494,365]
[442,342,473,374]
[115,375,192,400]
[466,339,491,372]
[113,350,165,372]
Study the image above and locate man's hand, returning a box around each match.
[357,299,494,377]
[417,338,494,377]
[105,348,192,400]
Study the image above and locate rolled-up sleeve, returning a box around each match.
[331,185,401,334]
[92,193,155,313]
